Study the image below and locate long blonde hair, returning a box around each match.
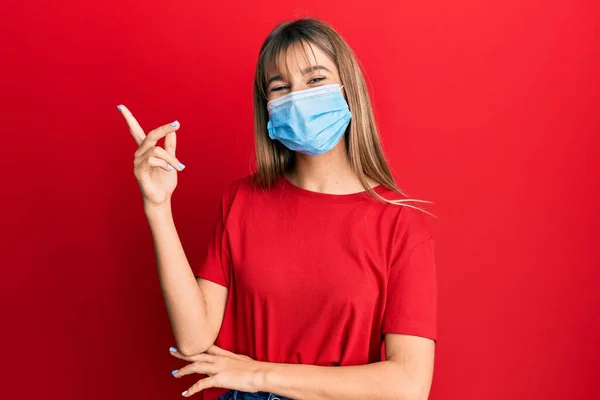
[252,18,433,215]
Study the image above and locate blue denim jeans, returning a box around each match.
[217,390,292,400]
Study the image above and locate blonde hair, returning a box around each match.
[252,18,434,215]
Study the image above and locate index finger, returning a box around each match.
[117,104,146,146]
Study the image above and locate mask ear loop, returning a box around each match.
[339,84,350,111]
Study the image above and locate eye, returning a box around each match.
[270,85,289,92]
[308,76,326,84]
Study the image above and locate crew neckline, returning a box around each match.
[277,176,388,203]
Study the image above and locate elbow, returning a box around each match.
[386,358,433,400]
[173,325,219,357]
[174,339,214,357]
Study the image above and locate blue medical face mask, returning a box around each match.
[266,83,352,156]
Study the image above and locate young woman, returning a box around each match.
[119,18,437,400]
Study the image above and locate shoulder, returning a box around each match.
[218,173,267,208]
[224,174,264,198]
[374,186,434,249]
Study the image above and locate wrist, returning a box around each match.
[252,361,272,392]
[144,201,172,221]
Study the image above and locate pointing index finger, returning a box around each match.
[118,104,146,146]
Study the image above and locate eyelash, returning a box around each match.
[271,77,326,92]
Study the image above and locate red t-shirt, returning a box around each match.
[194,175,436,393]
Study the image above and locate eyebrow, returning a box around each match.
[267,65,332,85]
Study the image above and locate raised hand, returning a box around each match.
[118,104,185,208]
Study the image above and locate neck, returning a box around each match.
[286,140,369,195]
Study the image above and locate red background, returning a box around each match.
[1,0,599,399]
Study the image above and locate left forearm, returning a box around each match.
[255,360,423,400]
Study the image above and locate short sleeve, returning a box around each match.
[382,237,438,341]
[193,193,232,288]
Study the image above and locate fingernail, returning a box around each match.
[182,390,188,396]
[169,347,178,353]
[170,120,179,127]
[168,164,174,171]
[171,369,179,375]
[116,105,121,112]
[177,162,185,170]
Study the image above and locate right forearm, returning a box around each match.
[144,202,213,353]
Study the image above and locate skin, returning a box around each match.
[120,40,434,400]
[267,42,380,195]
[119,105,228,360]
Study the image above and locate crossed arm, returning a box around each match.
[171,332,435,400]
[256,333,435,400]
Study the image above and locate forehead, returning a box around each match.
[265,41,335,80]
